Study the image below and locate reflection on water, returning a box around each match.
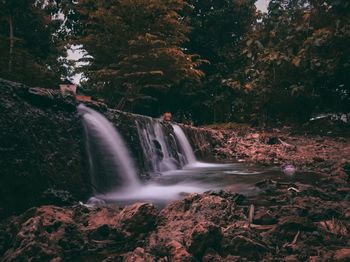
[90,162,298,207]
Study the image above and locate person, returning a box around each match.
[163,112,172,122]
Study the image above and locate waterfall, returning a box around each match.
[172,124,197,165]
[78,104,139,193]
[77,105,239,205]
[135,119,198,171]
[135,118,180,172]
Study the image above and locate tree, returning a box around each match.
[0,0,71,87]
[184,0,257,123]
[74,0,204,115]
[234,0,350,125]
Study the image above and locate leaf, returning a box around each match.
[292,56,301,67]
[255,40,263,49]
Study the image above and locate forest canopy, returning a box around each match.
[0,0,349,125]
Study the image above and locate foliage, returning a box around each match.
[184,0,257,123]
[232,0,350,124]
[0,0,71,87]
[0,0,348,125]
[74,0,204,114]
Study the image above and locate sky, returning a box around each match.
[256,0,269,13]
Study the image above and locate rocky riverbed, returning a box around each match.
[211,125,350,180]
[1,175,349,261]
[1,78,349,261]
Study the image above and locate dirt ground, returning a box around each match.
[209,124,350,180]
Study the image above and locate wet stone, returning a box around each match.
[253,209,278,225]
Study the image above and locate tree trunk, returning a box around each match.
[8,14,14,73]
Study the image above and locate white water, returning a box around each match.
[171,125,235,169]
[136,118,179,172]
[92,164,279,207]
[78,105,283,207]
[100,183,205,202]
[78,104,139,192]
[172,124,197,164]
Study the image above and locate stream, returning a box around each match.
[78,104,318,208]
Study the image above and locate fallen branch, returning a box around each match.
[291,230,300,245]
[283,230,300,249]
[248,204,255,224]
[278,138,296,149]
[288,187,300,193]
[250,224,276,231]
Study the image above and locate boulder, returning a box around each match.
[147,192,240,259]
[221,226,269,259]
[165,240,193,262]
[117,203,158,237]
[253,209,277,225]
[333,248,350,262]
[0,78,90,216]
[185,222,222,256]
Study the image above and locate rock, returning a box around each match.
[253,209,277,225]
[277,216,315,232]
[1,206,76,262]
[333,248,350,261]
[166,240,193,262]
[222,234,268,259]
[118,203,158,236]
[41,188,76,206]
[0,78,90,216]
[185,222,222,257]
[317,219,348,236]
[1,189,350,261]
[246,133,260,140]
[122,247,155,262]
[344,208,350,219]
[88,224,112,240]
[25,86,76,111]
[0,203,159,261]
[181,125,224,161]
[308,256,322,262]
[201,250,223,262]
[313,157,325,162]
[88,224,124,241]
[221,222,269,259]
[148,192,237,258]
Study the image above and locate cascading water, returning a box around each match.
[172,124,197,165]
[78,104,139,193]
[135,118,180,172]
[78,104,277,207]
